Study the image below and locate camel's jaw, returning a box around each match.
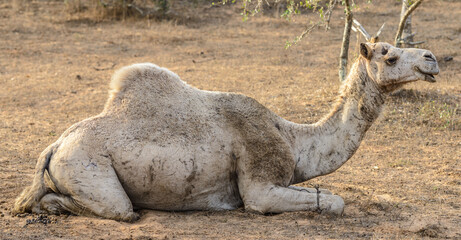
[416,67,439,83]
[380,65,439,93]
[423,73,436,83]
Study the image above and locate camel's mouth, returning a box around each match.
[416,67,437,83]
[423,73,436,82]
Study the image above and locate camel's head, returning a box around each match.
[360,42,439,92]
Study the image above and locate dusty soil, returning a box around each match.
[0,0,460,239]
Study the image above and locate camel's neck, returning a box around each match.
[291,58,385,184]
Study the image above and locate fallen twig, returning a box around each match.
[93,62,116,71]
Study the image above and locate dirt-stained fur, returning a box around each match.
[14,43,439,221]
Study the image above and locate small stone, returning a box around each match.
[443,56,453,62]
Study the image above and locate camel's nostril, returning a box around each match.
[424,54,435,62]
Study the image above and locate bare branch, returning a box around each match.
[339,0,353,82]
[353,19,371,41]
[401,32,417,41]
[408,41,425,45]
[376,23,386,37]
[395,0,424,47]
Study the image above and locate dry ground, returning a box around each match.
[0,0,460,239]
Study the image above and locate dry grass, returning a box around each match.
[63,0,217,23]
[12,0,26,12]
[64,0,86,13]
[386,89,460,131]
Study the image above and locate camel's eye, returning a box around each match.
[385,57,398,66]
[382,48,388,55]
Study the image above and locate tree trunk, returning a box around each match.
[395,0,424,47]
[339,0,352,82]
[400,0,413,46]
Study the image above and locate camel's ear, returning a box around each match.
[360,43,373,60]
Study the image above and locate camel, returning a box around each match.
[14,42,439,222]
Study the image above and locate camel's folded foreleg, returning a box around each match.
[288,185,333,195]
[240,183,344,215]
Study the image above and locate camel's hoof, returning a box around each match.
[326,195,344,216]
[319,195,344,216]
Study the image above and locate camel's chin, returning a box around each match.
[422,73,436,83]
[415,68,437,83]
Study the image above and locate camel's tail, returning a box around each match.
[13,144,56,214]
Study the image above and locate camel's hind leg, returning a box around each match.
[38,193,138,222]
[39,193,89,216]
[45,149,139,222]
[44,168,139,222]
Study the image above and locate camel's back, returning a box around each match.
[101,63,284,141]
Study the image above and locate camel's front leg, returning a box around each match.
[241,183,344,215]
[288,185,332,195]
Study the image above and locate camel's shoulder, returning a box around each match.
[214,92,271,117]
[213,93,295,185]
[213,92,284,136]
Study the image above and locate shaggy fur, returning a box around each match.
[14,43,439,221]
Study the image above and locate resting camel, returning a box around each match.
[14,42,439,221]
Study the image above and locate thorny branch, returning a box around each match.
[287,21,322,48]
[285,0,337,48]
[325,0,337,30]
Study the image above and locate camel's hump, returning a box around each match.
[109,63,187,97]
